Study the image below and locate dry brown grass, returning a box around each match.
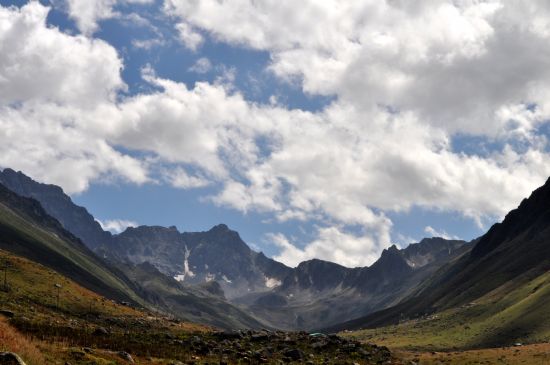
[0,317,46,365]
[396,343,550,365]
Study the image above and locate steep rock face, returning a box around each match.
[471,176,550,257]
[119,261,268,330]
[106,225,185,275]
[281,259,352,293]
[107,224,292,299]
[402,237,467,268]
[0,168,111,250]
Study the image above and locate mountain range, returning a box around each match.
[4,165,550,346]
[0,168,471,330]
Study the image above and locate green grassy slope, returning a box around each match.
[0,183,271,330]
[337,178,550,350]
[0,184,145,306]
[344,268,550,351]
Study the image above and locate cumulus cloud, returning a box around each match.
[175,22,203,51]
[97,219,138,233]
[0,3,148,192]
[4,1,550,266]
[156,0,550,263]
[163,0,550,138]
[108,73,550,264]
[64,0,153,34]
[0,2,124,106]
[269,226,387,268]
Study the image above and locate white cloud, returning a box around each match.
[175,22,203,51]
[63,0,154,34]
[424,226,459,241]
[0,104,149,193]
[269,226,386,268]
[64,0,117,34]
[156,0,550,264]
[97,219,138,233]
[163,167,210,189]
[132,37,165,50]
[0,3,148,193]
[105,71,550,264]
[4,2,550,267]
[189,57,212,74]
[163,0,550,138]
[0,2,124,106]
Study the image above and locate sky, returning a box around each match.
[1,0,550,267]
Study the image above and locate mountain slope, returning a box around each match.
[0,168,471,331]
[0,182,143,305]
[0,182,269,330]
[119,262,268,329]
[0,168,111,250]
[330,177,550,346]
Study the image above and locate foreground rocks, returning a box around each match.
[171,330,395,364]
[0,352,26,365]
[8,313,396,364]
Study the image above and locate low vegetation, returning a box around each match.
[337,269,550,364]
[342,269,550,351]
[0,249,398,364]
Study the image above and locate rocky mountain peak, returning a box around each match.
[209,223,229,232]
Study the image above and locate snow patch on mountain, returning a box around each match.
[265,276,282,288]
[174,245,195,282]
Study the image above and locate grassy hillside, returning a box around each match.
[343,268,550,351]
[0,249,210,364]
[0,183,271,330]
[0,182,145,306]
[0,249,399,364]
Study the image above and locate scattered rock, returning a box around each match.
[283,349,304,361]
[0,352,26,365]
[117,351,134,363]
[0,310,14,318]
[92,327,109,336]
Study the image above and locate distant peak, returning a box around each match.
[383,244,400,254]
[0,168,65,194]
[1,167,17,174]
[304,258,347,269]
[209,223,229,232]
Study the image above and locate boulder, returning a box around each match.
[117,351,134,363]
[0,310,14,318]
[283,349,303,361]
[92,327,109,336]
[0,352,26,365]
